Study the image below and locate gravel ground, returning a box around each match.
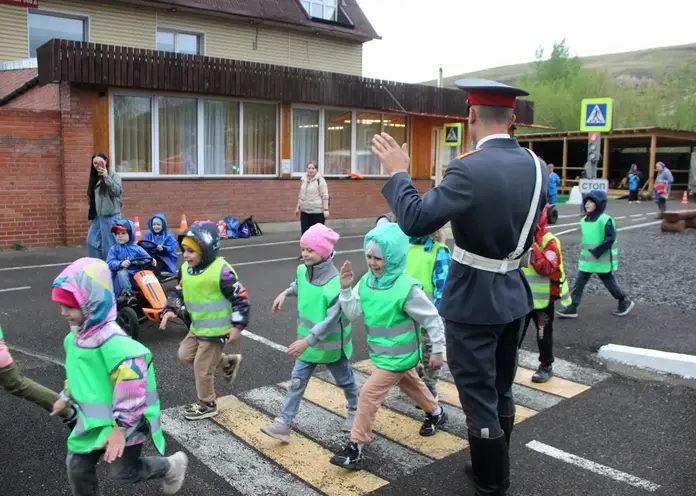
[561,226,696,310]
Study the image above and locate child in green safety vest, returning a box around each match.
[260,223,359,443]
[330,222,447,471]
[50,257,188,495]
[557,190,635,319]
[520,204,572,383]
[160,222,250,421]
[376,213,450,404]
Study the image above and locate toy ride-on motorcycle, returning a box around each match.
[115,256,170,341]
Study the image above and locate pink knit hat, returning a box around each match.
[300,224,340,260]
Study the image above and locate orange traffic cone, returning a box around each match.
[178,214,188,234]
[133,216,143,242]
[682,191,689,204]
[194,215,199,223]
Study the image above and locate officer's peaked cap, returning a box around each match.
[455,78,529,108]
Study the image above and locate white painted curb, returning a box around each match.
[598,344,696,379]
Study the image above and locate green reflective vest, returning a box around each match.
[404,241,449,301]
[296,265,352,363]
[0,323,4,340]
[182,257,236,337]
[358,272,421,372]
[522,232,572,309]
[63,332,165,455]
[579,213,618,273]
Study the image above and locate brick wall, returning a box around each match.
[121,178,432,230]
[0,108,65,249]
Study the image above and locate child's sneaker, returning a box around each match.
[556,305,578,318]
[531,364,553,383]
[342,411,356,432]
[184,401,218,421]
[260,420,291,443]
[330,442,364,470]
[162,451,188,494]
[614,298,635,317]
[222,354,242,385]
[419,408,447,436]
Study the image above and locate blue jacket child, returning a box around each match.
[143,212,179,273]
[106,219,153,297]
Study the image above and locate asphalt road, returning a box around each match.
[1,199,694,496]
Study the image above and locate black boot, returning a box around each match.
[467,433,510,495]
[465,415,514,481]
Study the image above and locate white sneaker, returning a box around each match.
[162,451,188,494]
[261,420,292,443]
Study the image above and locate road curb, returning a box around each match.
[598,343,696,384]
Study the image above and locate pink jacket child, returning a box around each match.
[0,319,75,423]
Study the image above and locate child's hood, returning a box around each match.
[114,219,137,245]
[584,190,608,220]
[147,212,169,237]
[177,221,220,270]
[363,222,409,289]
[52,258,123,342]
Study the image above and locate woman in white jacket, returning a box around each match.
[295,162,330,235]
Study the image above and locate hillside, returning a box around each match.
[421,43,696,88]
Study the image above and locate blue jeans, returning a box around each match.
[116,268,133,295]
[277,357,358,426]
[571,270,626,308]
[87,214,119,261]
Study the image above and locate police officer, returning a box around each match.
[372,79,548,495]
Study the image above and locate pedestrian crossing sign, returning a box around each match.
[443,122,462,147]
[580,98,614,132]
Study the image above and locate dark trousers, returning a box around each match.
[628,190,638,202]
[572,270,626,308]
[66,444,169,496]
[521,302,555,366]
[447,319,523,494]
[300,211,325,235]
[657,198,667,215]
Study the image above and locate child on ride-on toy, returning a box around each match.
[143,212,178,278]
[159,222,250,421]
[106,219,156,302]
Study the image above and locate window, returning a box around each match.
[113,96,152,173]
[112,93,277,177]
[203,100,240,175]
[324,110,352,175]
[292,107,408,177]
[292,109,319,174]
[300,0,337,22]
[158,97,198,175]
[156,30,201,55]
[243,102,277,175]
[28,10,87,57]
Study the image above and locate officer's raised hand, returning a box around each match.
[372,132,410,176]
[339,260,353,290]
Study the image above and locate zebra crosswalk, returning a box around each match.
[161,349,609,496]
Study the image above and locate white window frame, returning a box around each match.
[155,26,206,56]
[109,88,279,179]
[27,8,90,59]
[290,105,409,178]
[300,0,338,22]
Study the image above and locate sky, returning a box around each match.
[357,0,696,84]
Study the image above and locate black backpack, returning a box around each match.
[241,216,263,237]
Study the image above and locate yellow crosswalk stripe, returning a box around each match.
[214,395,388,496]
[284,377,468,459]
[351,360,538,422]
[514,367,591,398]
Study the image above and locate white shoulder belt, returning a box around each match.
[451,148,543,274]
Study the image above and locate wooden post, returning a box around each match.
[648,134,657,192]
[562,137,568,190]
[279,102,292,178]
[602,137,610,179]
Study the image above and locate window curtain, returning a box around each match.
[158,97,197,175]
[293,109,319,174]
[243,102,277,175]
[356,112,382,175]
[113,95,152,173]
[204,100,240,175]
[324,110,351,176]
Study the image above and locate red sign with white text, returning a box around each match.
[0,0,39,7]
